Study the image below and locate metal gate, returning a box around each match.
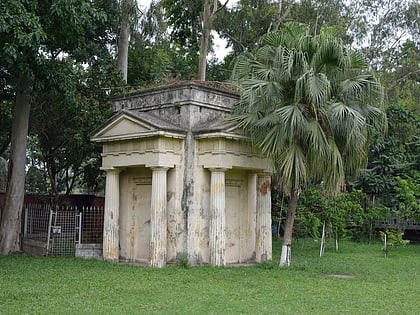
[47,207,81,256]
[24,204,104,257]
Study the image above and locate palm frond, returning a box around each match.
[275,105,308,142]
[305,120,329,157]
[278,143,307,189]
[307,71,331,106]
[259,121,287,156]
[322,139,345,191]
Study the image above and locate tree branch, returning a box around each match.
[213,0,229,15]
[387,69,420,91]
[270,3,291,32]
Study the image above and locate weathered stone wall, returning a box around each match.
[113,83,238,115]
[75,244,103,259]
[22,239,48,256]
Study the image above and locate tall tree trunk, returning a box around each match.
[197,0,229,81]
[269,0,291,32]
[197,1,212,81]
[0,74,31,254]
[279,188,299,266]
[117,21,129,84]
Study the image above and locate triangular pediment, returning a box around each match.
[101,115,154,137]
[91,110,186,142]
[91,113,158,142]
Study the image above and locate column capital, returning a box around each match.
[150,166,169,172]
[208,167,228,173]
[101,167,123,175]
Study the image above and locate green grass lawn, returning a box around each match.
[1,239,419,314]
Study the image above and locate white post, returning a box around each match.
[150,167,168,268]
[384,232,387,258]
[320,221,326,257]
[23,206,28,238]
[209,168,226,266]
[103,169,121,262]
[256,173,272,262]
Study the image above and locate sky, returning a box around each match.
[136,0,236,61]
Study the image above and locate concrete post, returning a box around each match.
[209,168,226,266]
[150,167,168,268]
[256,173,272,262]
[103,169,121,262]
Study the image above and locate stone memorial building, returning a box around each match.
[91,81,272,267]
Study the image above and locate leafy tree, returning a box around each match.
[127,1,193,85]
[382,41,420,112]
[347,0,419,73]
[216,0,351,61]
[0,0,47,254]
[294,187,323,240]
[230,22,385,266]
[290,0,350,40]
[162,0,203,78]
[394,177,420,224]
[197,0,229,80]
[357,105,419,206]
[346,0,420,111]
[30,58,116,197]
[214,0,283,58]
[0,0,113,254]
[162,0,229,81]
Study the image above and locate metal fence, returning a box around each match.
[23,204,104,256]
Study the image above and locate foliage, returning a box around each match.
[175,252,190,268]
[289,0,350,40]
[294,187,324,239]
[382,41,420,112]
[394,177,420,224]
[30,57,117,196]
[356,105,419,228]
[380,229,410,246]
[127,1,201,85]
[380,229,410,258]
[162,0,203,76]
[215,0,282,57]
[0,0,119,197]
[344,0,419,71]
[292,187,383,243]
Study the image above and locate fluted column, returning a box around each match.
[103,169,121,262]
[150,167,168,268]
[256,173,272,262]
[209,168,226,266]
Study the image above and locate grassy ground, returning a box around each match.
[0,239,419,314]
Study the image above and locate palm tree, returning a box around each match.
[230,22,386,266]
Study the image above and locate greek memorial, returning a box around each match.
[91,81,273,267]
